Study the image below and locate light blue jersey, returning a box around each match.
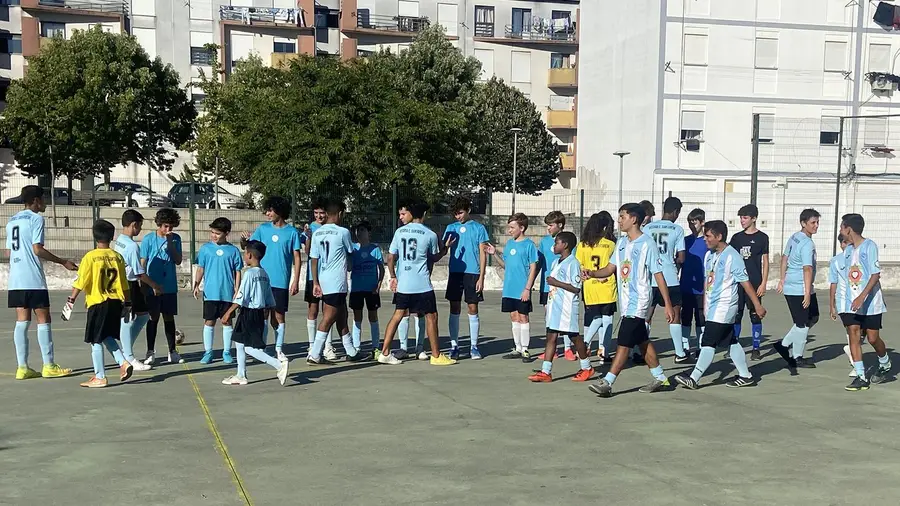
[233,266,276,309]
[837,239,886,315]
[350,243,383,293]
[301,222,322,281]
[6,210,47,290]
[782,231,816,296]
[611,233,663,319]
[642,219,685,287]
[309,223,353,295]
[114,234,144,282]
[443,220,488,275]
[537,234,558,295]
[703,246,749,324]
[828,252,848,315]
[501,238,538,299]
[140,232,182,294]
[545,254,582,333]
[197,242,243,302]
[251,222,301,289]
[390,223,439,294]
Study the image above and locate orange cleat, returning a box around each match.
[564,349,577,361]
[572,368,594,382]
[528,371,553,383]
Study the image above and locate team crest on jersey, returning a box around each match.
[459,226,467,234]
[620,260,632,285]
[510,248,517,256]
[740,246,751,259]
[216,249,224,256]
[272,235,280,243]
[849,264,863,286]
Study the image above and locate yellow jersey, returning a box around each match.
[73,248,129,308]
[576,238,617,305]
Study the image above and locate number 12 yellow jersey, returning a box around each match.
[576,238,617,305]
[73,248,129,308]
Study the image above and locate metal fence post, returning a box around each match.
[486,189,493,266]
[579,188,585,235]
[189,183,197,270]
[91,184,98,248]
[391,184,398,235]
[832,116,845,257]
[750,113,760,206]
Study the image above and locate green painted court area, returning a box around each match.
[1,291,898,506]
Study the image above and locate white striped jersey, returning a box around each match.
[612,233,662,319]
[642,220,686,288]
[545,254,582,333]
[828,252,848,315]
[703,245,749,324]
[834,239,885,316]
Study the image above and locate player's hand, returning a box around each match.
[221,311,232,325]
[802,293,810,309]
[192,285,200,300]
[664,304,676,324]
[289,280,300,296]
[756,285,766,298]
[389,278,398,293]
[372,285,380,294]
[303,223,310,235]
[520,289,530,302]
[776,280,784,294]
[444,236,456,249]
[153,285,162,296]
[754,304,767,320]
[830,306,838,321]
[241,231,251,240]
[123,302,133,323]
[63,260,77,271]
[485,243,496,255]
[851,294,865,312]
[313,283,322,298]
[475,277,484,293]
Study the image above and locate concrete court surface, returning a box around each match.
[0,290,899,506]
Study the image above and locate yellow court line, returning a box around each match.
[183,363,255,506]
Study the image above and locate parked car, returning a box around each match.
[92,182,174,208]
[4,187,73,205]
[167,183,247,209]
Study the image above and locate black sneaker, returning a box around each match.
[632,354,646,365]
[502,350,523,360]
[725,375,756,388]
[750,349,762,361]
[674,354,695,364]
[869,363,892,384]
[673,373,699,390]
[772,341,797,369]
[306,356,335,366]
[845,376,870,391]
[794,357,816,369]
[346,351,369,362]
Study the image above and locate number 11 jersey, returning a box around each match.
[642,219,685,288]
[6,210,48,291]
[390,223,438,294]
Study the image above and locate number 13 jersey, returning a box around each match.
[390,223,438,294]
[575,237,617,305]
[6,209,47,290]
[642,219,685,288]
[73,249,129,308]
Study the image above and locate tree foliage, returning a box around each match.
[2,27,196,180]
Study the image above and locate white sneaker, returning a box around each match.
[143,351,156,366]
[168,351,184,364]
[417,351,429,360]
[378,353,402,365]
[222,375,248,386]
[323,346,339,361]
[130,359,152,371]
[277,360,290,386]
[277,350,288,362]
[395,349,410,360]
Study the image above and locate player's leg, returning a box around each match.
[502,298,521,358]
[733,289,746,343]
[844,322,868,390]
[34,305,71,377]
[351,305,364,350]
[103,336,133,381]
[446,273,463,356]
[773,296,803,369]
[589,317,642,397]
[201,310,217,364]
[865,314,891,384]
[368,307,381,352]
[413,314,426,358]
[222,341,249,385]
[583,305,602,357]
[467,301,482,359]
[337,299,363,360]
[12,304,38,378]
[145,293,162,365]
[791,296,817,367]
[379,308,407,362]
[530,330,558,382]
[638,339,669,393]
[272,288,288,360]
[309,300,338,363]
[724,326,755,388]
[667,288,687,361]
[422,292,454,365]
[676,322,720,389]
[570,333,593,381]
[680,293,694,352]
[305,279,320,351]
[600,312,614,363]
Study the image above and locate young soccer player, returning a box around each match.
[220,240,290,386]
[585,203,676,398]
[488,213,539,362]
[528,231,593,382]
[680,208,706,357]
[832,214,891,391]
[115,210,161,371]
[536,210,574,360]
[302,201,336,359]
[194,217,243,364]
[6,185,76,379]
[390,204,427,360]
[729,204,770,361]
[828,234,862,378]
[673,220,765,390]
[643,196,689,363]
[630,199,657,365]
[349,221,385,352]
[308,199,365,364]
[246,197,301,361]
[67,220,133,388]
[140,208,183,365]
[441,197,489,360]
[378,202,456,366]
[576,211,617,364]
[774,208,820,370]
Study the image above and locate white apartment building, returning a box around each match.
[578,0,900,260]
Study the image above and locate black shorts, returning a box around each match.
[547,327,579,338]
[232,307,267,348]
[735,285,762,322]
[501,297,532,314]
[652,286,683,307]
[785,294,819,328]
[618,317,649,348]
[680,292,705,327]
[584,302,617,325]
[144,290,178,316]
[303,279,320,304]
[349,291,381,311]
[445,272,483,304]
[701,321,738,348]
[84,299,124,345]
[540,291,549,306]
[840,313,883,330]
[395,291,438,315]
[321,292,347,309]
[203,300,232,321]
[272,287,289,314]
[8,289,50,309]
[129,281,148,313]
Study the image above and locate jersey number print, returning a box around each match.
[104,268,118,294]
[319,241,331,263]
[10,225,19,251]
[652,232,668,255]
[401,238,418,261]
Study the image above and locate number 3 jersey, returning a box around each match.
[641,219,685,288]
[73,248,130,308]
[575,237,617,305]
[390,223,438,294]
[6,209,48,290]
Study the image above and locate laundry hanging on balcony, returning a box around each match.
[219,5,305,26]
[873,1,900,29]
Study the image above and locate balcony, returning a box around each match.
[502,24,576,43]
[560,152,575,171]
[39,37,53,49]
[474,21,494,38]
[271,52,300,67]
[355,14,429,34]
[546,110,576,130]
[26,0,128,15]
[219,5,305,27]
[547,67,577,88]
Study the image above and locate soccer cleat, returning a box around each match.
[276,360,290,386]
[41,363,72,378]
[449,347,460,361]
[347,351,368,362]
[429,353,457,366]
[845,376,870,391]
[528,371,553,382]
[276,351,288,363]
[200,351,214,364]
[306,356,335,366]
[323,346,339,362]
[502,350,523,360]
[725,375,756,388]
[639,377,670,393]
[674,354,694,364]
[417,351,429,360]
[572,368,593,382]
[869,363,892,385]
[521,350,532,363]
[674,373,699,390]
[80,376,108,388]
[15,366,41,380]
[564,349,577,361]
[377,352,402,365]
[394,350,410,360]
[222,350,234,364]
[536,352,556,360]
[772,342,797,369]
[168,351,185,364]
[588,379,613,398]
[794,357,816,369]
[119,362,134,382]
[470,347,483,360]
[750,349,762,361]
[222,375,248,386]
[143,351,156,366]
[631,354,646,365]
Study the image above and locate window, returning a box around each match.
[0,0,21,5]
[41,22,65,38]
[755,35,778,69]
[475,6,494,37]
[274,41,296,53]
[190,46,214,65]
[357,8,370,28]
[511,8,532,35]
[820,116,840,145]
[0,35,22,54]
[551,10,571,22]
[438,3,458,36]
[864,117,887,146]
[474,48,494,81]
[755,113,775,143]
[511,51,531,83]
[868,43,891,74]
[680,110,704,152]
[315,8,338,43]
[683,33,708,66]
[824,40,847,72]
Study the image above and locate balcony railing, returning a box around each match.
[547,67,577,88]
[357,14,429,33]
[271,52,300,67]
[474,21,494,37]
[560,152,575,170]
[37,0,128,14]
[503,24,576,42]
[546,110,576,129]
[219,5,304,26]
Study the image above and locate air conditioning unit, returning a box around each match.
[872,77,894,92]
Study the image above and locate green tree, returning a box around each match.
[469,77,561,194]
[2,26,196,182]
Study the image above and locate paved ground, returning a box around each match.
[1,290,899,506]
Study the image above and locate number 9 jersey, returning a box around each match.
[73,249,129,308]
[5,209,48,290]
[389,223,438,294]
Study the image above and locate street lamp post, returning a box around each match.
[510,127,522,213]
[613,151,631,210]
